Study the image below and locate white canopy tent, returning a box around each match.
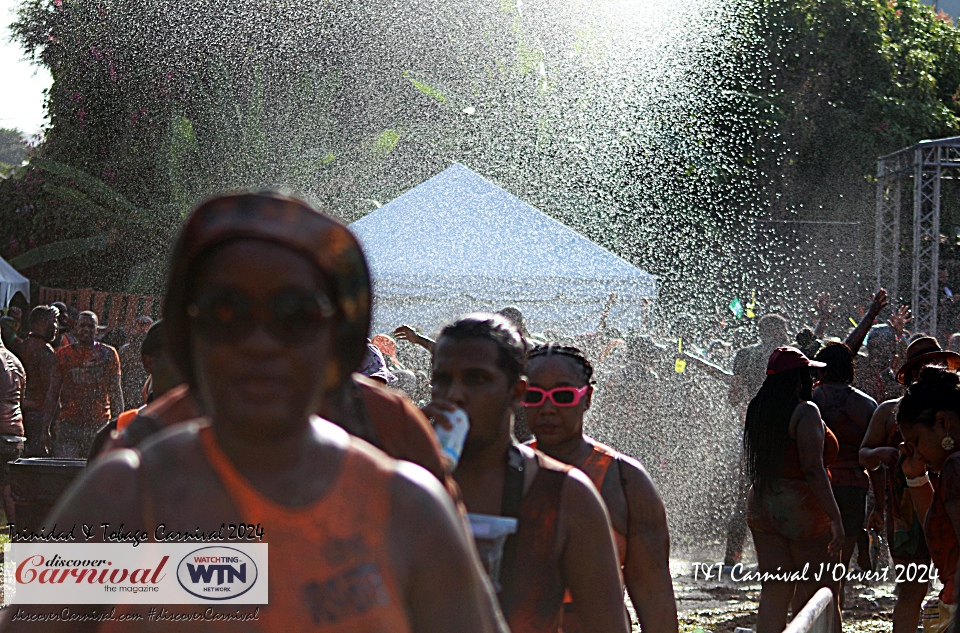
[0,256,29,309]
[349,164,657,336]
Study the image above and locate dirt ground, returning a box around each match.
[665,543,913,633]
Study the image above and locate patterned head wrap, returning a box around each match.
[162,192,371,392]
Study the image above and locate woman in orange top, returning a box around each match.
[1,193,502,633]
[524,343,677,633]
[744,347,843,633]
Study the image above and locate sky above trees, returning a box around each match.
[0,0,49,135]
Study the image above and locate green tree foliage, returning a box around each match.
[750,0,960,222]
[0,0,578,292]
[586,0,960,322]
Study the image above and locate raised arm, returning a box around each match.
[597,293,617,334]
[621,459,678,633]
[559,469,630,633]
[394,325,436,354]
[812,292,835,340]
[683,352,733,384]
[845,289,888,355]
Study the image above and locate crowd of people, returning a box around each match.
[0,190,959,633]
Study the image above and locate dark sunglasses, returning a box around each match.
[521,385,589,407]
[187,288,335,346]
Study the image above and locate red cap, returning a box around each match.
[766,346,826,375]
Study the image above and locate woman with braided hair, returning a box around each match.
[524,343,677,633]
[897,366,960,633]
[744,347,843,633]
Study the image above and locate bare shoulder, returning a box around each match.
[792,400,822,426]
[390,459,456,511]
[614,453,664,504]
[560,464,605,509]
[135,421,227,506]
[386,452,472,585]
[796,400,821,416]
[135,421,215,483]
[850,387,878,409]
[875,398,900,416]
[869,398,900,430]
[45,448,144,530]
[345,435,458,523]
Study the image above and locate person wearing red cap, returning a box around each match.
[744,346,843,633]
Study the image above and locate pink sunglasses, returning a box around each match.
[521,385,589,407]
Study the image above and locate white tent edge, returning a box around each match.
[0,256,29,309]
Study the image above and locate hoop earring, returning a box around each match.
[943,436,956,452]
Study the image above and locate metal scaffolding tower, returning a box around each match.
[875,136,960,336]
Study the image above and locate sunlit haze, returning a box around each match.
[0,0,50,137]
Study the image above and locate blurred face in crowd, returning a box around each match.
[188,239,336,441]
[524,354,592,448]
[52,304,69,333]
[133,316,154,337]
[75,313,98,346]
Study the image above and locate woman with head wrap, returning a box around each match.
[2,192,502,632]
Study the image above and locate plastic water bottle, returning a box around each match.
[434,407,470,468]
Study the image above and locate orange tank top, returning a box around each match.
[101,425,413,632]
[196,426,412,632]
[115,408,140,432]
[531,442,629,627]
[577,444,629,564]
[780,424,839,480]
[528,441,628,564]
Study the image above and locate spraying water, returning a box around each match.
[5,0,831,543]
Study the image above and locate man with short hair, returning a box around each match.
[90,320,196,457]
[42,310,123,458]
[728,313,789,409]
[0,330,25,523]
[426,313,629,633]
[18,305,59,456]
